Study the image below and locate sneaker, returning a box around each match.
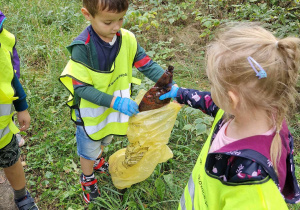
[16,133,25,147]
[15,191,39,210]
[80,173,100,203]
[93,157,109,174]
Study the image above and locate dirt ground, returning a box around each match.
[0,169,18,210]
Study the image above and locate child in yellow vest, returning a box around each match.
[0,10,38,210]
[59,0,172,203]
[160,23,300,209]
[0,11,25,147]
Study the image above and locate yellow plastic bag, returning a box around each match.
[109,90,181,189]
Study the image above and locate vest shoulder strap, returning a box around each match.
[0,28,16,53]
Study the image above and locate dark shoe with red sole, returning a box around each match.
[80,173,100,204]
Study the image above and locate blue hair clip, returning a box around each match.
[247,56,267,79]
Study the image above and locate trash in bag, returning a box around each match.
[109,89,181,189]
[139,65,174,112]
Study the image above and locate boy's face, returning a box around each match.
[81,8,127,43]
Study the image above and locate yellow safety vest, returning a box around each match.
[60,28,141,140]
[0,29,19,149]
[179,109,288,210]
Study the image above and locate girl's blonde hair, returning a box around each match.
[206,22,300,174]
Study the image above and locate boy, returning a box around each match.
[0,10,38,210]
[60,0,169,204]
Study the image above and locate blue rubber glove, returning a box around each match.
[159,85,179,100]
[113,97,139,116]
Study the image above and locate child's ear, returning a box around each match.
[81,8,92,21]
[228,90,239,110]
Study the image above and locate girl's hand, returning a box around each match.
[159,85,179,100]
[17,110,31,131]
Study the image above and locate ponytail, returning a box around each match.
[270,37,300,176]
[276,37,300,76]
[270,119,283,176]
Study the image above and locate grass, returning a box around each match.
[1,0,300,209]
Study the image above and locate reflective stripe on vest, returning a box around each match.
[179,109,223,210]
[80,88,130,118]
[0,104,13,137]
[60,28,140,140]
[85,112,129,135]
[0,110,19,148]
[0,104,13,116]
[0,125,10,139]
[81,88,131,136]
[179,109,288,210]
[180,174,195,210]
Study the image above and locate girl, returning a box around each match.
[160,23,300,209]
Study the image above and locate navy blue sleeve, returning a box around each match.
[176,88,219,117]
[12,73,28,112]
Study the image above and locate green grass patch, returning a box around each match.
[1,0,299,209]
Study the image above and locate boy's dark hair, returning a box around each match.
[83,0,129,17]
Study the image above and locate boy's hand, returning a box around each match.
[112,97,139,116]
[159,85,179,100]
[17,110,31,131]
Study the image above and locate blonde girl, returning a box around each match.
[160,23,300,209]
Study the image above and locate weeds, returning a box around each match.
[1,0,299,209]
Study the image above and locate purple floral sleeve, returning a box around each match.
[176,88,219,117]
